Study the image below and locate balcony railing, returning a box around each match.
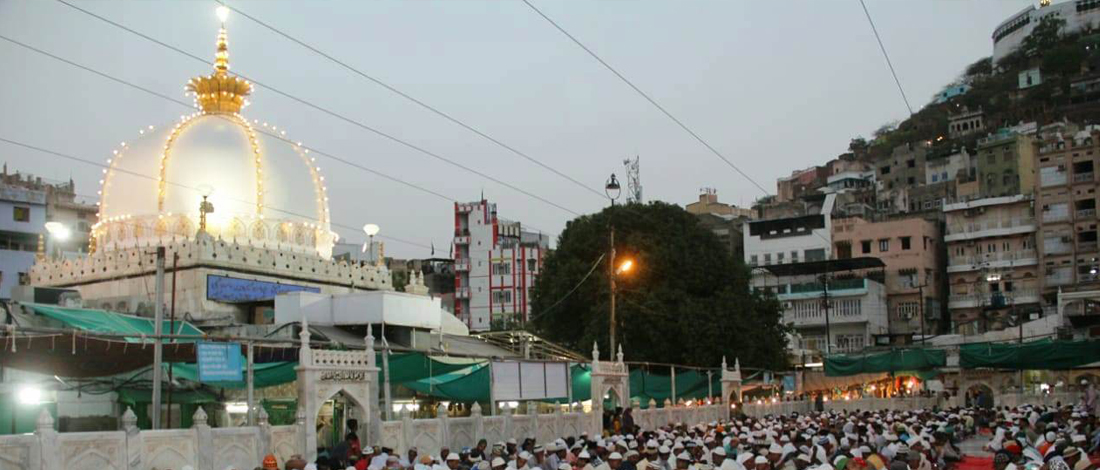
[1077,209,1097,219]
[1075,172,1096,183]
[945,218,1036,241]
[1042,211,1071,223]
[454,259,470,271]
[1046,272,1075,286]
[948,250,1037,271]
[949,288,1040,307]
[788,278,867,294]
[1080,241,1099,252]
[455,287,470,299]
[1042,172,1068,187]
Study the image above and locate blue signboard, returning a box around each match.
[197,341,243,382]
[782,375,796,393]
[206,274,320,303]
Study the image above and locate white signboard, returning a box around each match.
[491,361,569,401]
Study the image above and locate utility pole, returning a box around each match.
[609,225,617,356]
[917,283,926,345]
[151,246,166,429]
[820,273,832,355]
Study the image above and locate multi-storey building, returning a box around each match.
[876,142,932,214]
[944,195,1041,335]
[776,166,829,203]
[453,199,548,331]
[974,131,1037,199]
[0,168,98,298]
[0,178,46,298]
[753,258,888,357]
[686,189,754,260]
[991,0,1100,65]
[744,194,836,268]
[832,215,945,338]
[1035,128,1100,306]
[948,107,986,139]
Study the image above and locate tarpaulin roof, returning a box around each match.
[0,332,199,378]
[23,303,204,340]
[169,361,298,389]
[403,362,491,402]
[825,348,946,376]
[959,338,1100,370]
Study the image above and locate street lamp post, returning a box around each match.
[363,224,380,265]
[606,174,621,356]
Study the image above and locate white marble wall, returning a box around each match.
[0,406,297,470]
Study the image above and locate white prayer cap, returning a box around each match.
[559,465,572,470]
[769,444,783,455]
[713,448,727,457]
[578,451,591,460]
[659,446,671,454]
[754,456,768,464]
[610,453,623,461]
[492,458,507,467]
[519,452,532,461]
[678,452,692,461]
[447,454,461,462]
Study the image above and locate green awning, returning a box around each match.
[959,338,1100,370]
[403,362,491,402]
[825,348,946,377]
[168,361,298,389]
[24,303,204,340]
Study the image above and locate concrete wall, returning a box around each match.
[0,250,35,299]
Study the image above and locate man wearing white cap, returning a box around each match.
[492,458,508,470]
[512,451,532,470]
[447,453,463,470]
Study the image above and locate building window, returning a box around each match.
[791,251,799,262]
[805,249,826,262]
[12,206,29,223]
[777,252,785,263]
[764,253,772,264]
[861,240,872,254]
[492,290,513,304]
[527,259,537,271]
[879,239,890,252]
[750,255,758,265]
[907,159,916,168]
[491,262,511,275]
[901,236,911,250]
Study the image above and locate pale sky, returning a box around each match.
[0,0,1035,258]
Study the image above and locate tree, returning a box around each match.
[1022,16,1067,57]
[529,202,789,369]
[964,57,992,77]
[392,269,408,292]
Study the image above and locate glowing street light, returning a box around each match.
[616,259,634,275]
[362,223,380,264]
[44,222,70,241]
[216,5,230,23]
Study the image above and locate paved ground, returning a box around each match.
[958,434,992,458]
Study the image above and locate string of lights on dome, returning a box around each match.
[53,0,583,217]
[214,0,606,200]
[0,31,547,234]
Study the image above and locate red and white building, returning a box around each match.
[453,199,549,331]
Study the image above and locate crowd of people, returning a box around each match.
[232,401,1100,470]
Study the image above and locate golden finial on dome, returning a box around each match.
[186,5,252,114]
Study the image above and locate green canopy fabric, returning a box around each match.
[629,369,720,405]
[382,352,483,384]
[169,361,298,389]
[24,303,204,340]
[825,349,946,377]
[569,364,591,402]
[959,338,1100,370]
[403,362,491,402]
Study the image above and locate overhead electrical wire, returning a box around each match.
[53,0,581,217]
[0,33,558,256]
[858,0,914,116]
[213,0,606,200]
[519,0,771,196]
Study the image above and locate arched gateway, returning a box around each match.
[296,317,379,462]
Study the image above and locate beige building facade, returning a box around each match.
[944,195,1040,335]
[832,216,944,338]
